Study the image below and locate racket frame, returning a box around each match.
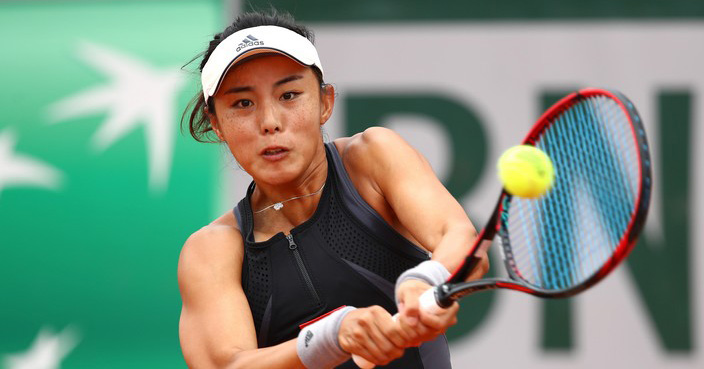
[433,88,652,307]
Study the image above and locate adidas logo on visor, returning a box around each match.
[236,34,263,52]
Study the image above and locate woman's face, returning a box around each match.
[209,54,334,185]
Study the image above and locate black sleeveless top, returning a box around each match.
[234,142,452,368]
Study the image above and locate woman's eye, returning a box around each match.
[234,99,253,108]
[281,91,300,101]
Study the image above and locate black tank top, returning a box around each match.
[234,142,452,368]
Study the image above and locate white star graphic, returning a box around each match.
[3,326,79,369]
[47,41,187,193]
[0,129,63,200]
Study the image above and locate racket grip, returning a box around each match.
[351,288,446,368]
[418,286,445,314]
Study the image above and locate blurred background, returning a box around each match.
[0,0,700,368]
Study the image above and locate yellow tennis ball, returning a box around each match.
[498,145,555,198]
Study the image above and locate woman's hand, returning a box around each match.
[338,306,411,366]
[395,279,459,346]
[394,249,489,346]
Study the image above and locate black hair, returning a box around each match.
[182,9,325,143]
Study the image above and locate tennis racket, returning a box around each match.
[353,87,652,368]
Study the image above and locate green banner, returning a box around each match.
[0,1,219,368]
[245,0,704,21]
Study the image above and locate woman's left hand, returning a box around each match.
[394,279,459,347]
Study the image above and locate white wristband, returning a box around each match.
[395,260,450,302]
[297,306,356,369]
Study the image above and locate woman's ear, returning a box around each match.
[206,106,225,142]
[319,84,335,126]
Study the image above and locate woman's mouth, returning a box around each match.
[261,146,289,161]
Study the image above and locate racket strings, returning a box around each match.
[570,100,630,268]
[584,98,635,218]
[506,95,640,291]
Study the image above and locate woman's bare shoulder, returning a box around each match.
[333,127,411,181]
[178,211,245,276]
[331,128,409,225]
[334,127,407,162]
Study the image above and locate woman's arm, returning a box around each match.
[178,225,305,368]
[178,222,409,368]
[339,127,489,343]
[340,126,487,276]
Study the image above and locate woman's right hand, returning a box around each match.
[337,306,411,366]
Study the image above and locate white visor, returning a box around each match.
[201,25,324,100]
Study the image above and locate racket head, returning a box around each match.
[493,88,652,297]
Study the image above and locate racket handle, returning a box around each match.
[418,286,445,314]
[351,288,445,368]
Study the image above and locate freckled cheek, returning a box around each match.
[227,136,257,168]
[288,102,322,131]
[217,114,258,158]
[218,111,252,136]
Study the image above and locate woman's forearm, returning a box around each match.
[225,339,305,369]
[429,223,478,273]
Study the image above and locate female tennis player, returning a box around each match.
[177,10,488,369]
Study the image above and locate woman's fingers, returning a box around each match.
[396,279,458,343]
[339,299,461,367]
[339,306,408,365]
[376,311,412,349]
[396,280,434,328]
[418,301,459,332]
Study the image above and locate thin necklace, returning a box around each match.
[253,183,326,214]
